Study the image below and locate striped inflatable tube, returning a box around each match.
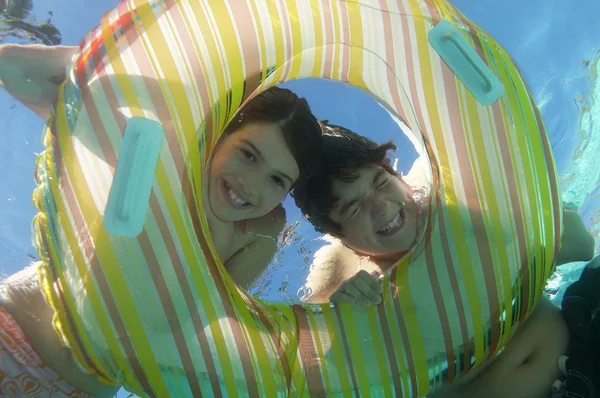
[32,0,562,396]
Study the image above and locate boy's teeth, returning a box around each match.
[379,212,401,233]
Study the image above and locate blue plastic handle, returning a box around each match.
[428,20,505,106]
[104,117,165,237]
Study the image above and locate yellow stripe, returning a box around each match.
[346,5,365,88]
[285,0,305,80]
[395,266,429,394]
[329,0,341,79]
[493,48,543,305]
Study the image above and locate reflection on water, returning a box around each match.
[560,53,600,255]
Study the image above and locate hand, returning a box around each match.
[330,269,383,307]
[0,44,78,119]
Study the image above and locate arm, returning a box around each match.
[556,208,596,266]
[302,237,377,304]
[0,44,78,120]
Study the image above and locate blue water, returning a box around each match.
[1,0,599,397]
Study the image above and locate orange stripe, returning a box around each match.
[321,0,334,78]
[339,1,351,82]
[377,304,403,394]
[390,286,418,397]
[424,243,457,381]
[396,0,427,135]
[293,305,325,394]
[278,0,294,82]
[433,196,472,377]
[165,0,217,168]
[227,0,262,104]
[439,63,502,357]
[379,0,409,123]
[39,214,100,377]
[459,18,533,329]
[248,301,294,392]
[333,306,361,395]
[137,231,204,397]
[423,0,442,21]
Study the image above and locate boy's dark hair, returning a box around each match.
[291,122,397,236]
[223,86,322,187]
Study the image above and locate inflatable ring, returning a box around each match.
[32,0,562,396]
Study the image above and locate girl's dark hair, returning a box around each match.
[223,86,322,187]
[291,122,397,236]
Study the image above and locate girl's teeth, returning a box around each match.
[228,188,249,206]
[225,182,250,206]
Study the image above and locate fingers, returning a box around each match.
[330,290,358,305]
[330,270,383,307]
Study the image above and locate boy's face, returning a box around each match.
[327,166,423,257]
[208,121,299,222]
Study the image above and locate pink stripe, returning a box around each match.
[321,0,334,78]
[338,1,351,82]
[278,0,294,82]
[395,0,426,134]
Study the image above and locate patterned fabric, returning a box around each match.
[31,0,562,396]
[0,306,92,398]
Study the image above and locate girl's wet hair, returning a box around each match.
[292,122,397,236]
[223,86,323,188]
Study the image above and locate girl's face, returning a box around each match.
[208,121,300,222]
